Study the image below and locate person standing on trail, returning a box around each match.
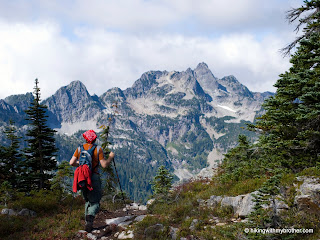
[70,129,115,232]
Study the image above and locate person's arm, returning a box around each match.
[100,152,115,169]
[70,156,79,167]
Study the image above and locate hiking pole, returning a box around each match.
[112,156,128,214]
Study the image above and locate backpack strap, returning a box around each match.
[77,145,83,156]
[96,146,101,161]
[89,144,99,173]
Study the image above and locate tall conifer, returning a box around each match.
[0,120,23,188]
[253,0,320,171]
[24,79,57,190]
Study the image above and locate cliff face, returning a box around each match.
[0,63,273,201]
[42,80,105,123]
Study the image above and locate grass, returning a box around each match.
[140,170,320,240]
[0,190,84,240]
[141,176,269,239]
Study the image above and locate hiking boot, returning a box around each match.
[85,215,94,232]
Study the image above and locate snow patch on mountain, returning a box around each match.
[55,119,100,135]
[217,105,237,113]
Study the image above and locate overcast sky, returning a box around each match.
[0,0,304,99]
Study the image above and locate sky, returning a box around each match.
[0,0,305,100]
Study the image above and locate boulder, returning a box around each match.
[147,199,155,205]
[206,192,258,218]
[87,233,97,240]
[294,177,320,213]
[134,215,147,222]
[106,216,136,225]
[118,230,134,239]
[169,226,179,240]
[206,195,223,208]
[236,192,257,218]
[118,220,133,229]
[274,198,289,214]
[138,205,147,211]
[144,224,164,238]
[18,208,37,217]
[1,208,17,216]
[221,195,243,212]
[189,219,198,231]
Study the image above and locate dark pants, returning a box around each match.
[81,173,102,217]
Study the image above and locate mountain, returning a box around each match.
[0,63,273,201]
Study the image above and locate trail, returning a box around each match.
[73,204,148,240]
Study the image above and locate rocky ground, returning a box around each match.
[74,203,148,240]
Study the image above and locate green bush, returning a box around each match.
[9,190,60,214]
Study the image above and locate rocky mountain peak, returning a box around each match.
[100,87,126,105]
[4,92,34,112]
[219,75,253,99]
[195,62,209,70]
[194,63,218,94]
[42,80,103,123]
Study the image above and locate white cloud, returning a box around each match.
[0,19,293,99]
[0,0,304,33]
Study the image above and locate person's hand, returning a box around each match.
[109,152,115,159]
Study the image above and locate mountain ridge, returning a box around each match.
[0,63,273,201]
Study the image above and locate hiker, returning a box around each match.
[70,129,115,232]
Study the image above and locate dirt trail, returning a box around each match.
[73,207,147,239]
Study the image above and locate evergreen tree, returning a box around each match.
[151,165,173,200]
[100,124,117,195]
[99,102,119,196]
[51,161,73,195]
[252,0,320,171]
[0,120,23,189]
[24,79,58,190]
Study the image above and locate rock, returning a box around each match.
[87,233,97,240]
[118,230,134,239]
[76,230,87,238]
[144,224,164,238]
[274,198,289,214]
[206,192,257,218]
[206,196,223,208]
[221,195,243,212]
[106,216,136,225]
[1,208,17,216]
[169,226,179,240]
[216,223,226,226]
[126,203,139,210]
[147,199,155,205]
[189,219,198,231]
[118,220,133,228]
[138,205,147,211]
[197,199,206,208]
[294,177,320,214]
[236,192,257,218]
[134,215,147,222]
[18,208,37,217]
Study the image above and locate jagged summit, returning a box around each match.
[196,62,209,70]
[42,80,104,123]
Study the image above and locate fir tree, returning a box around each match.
[100,102,118,196]
[0,120,23,189]
[24,79,58,190]
[253,0,320,171]
[151,165,173,200]
[51,161,73,195]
